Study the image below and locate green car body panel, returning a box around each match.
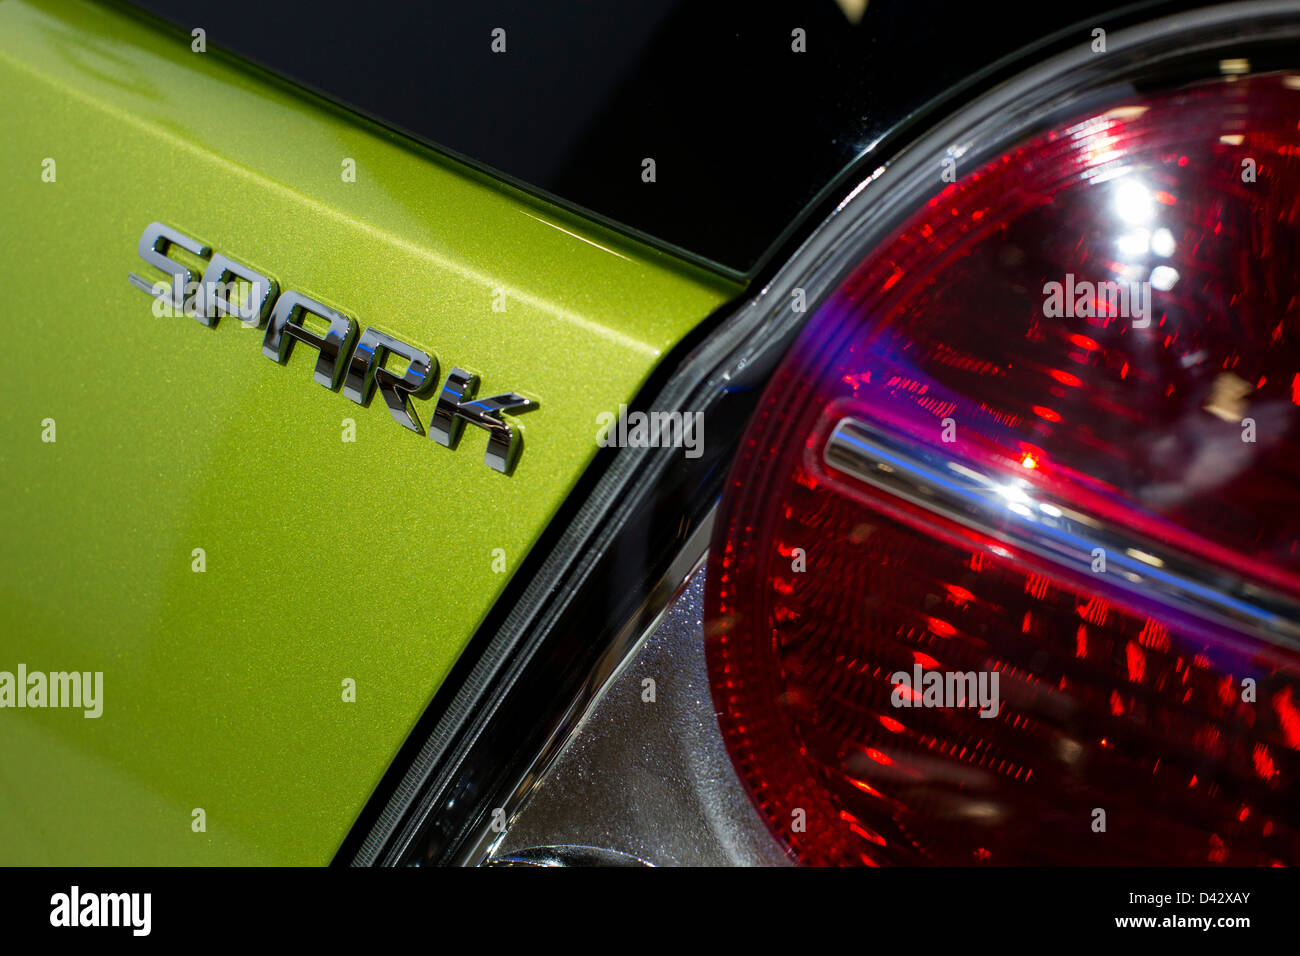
[0,0,741,864]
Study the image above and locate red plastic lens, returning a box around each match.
[706,74,1300,865]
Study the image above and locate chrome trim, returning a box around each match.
[262,290,358,391]
[482,559,792,867]
[342,327,436,434]
[128,223,536,469]
[485,845,653,867]
[194,253,278,328]
[460,510,717,865]
[429,367,534,475]
[825,417,1300,648]
[127,221,209,309]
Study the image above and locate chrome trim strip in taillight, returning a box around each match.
[825,416,1300,648]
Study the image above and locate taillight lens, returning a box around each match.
[706,72,1300,865]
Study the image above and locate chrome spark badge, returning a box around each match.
[128,222,535,474]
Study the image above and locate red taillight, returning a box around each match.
[706,73,1300,865]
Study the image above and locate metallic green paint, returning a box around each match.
[0,0,740,864]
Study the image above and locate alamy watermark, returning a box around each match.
[146,278,270,325]
[50,886,150,936]
[1043,273,1151,328]
[596,405,704,459]
[0,665,103,718]
[890,664,1000,718]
